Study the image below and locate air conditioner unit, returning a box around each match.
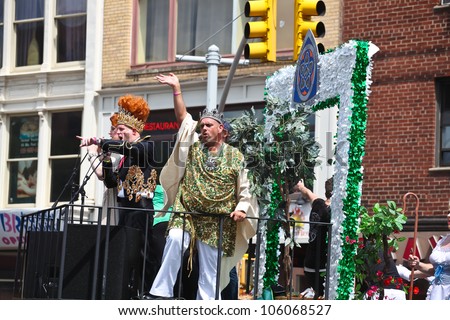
[442,0,450,5]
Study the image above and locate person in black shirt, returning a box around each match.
[294,177,332,299]
[78,95,157,297]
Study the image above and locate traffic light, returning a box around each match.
[244,0,277,62]
[294,0,326,60]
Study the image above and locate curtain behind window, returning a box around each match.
[15,0,44,19]
[139,0,232,63]
[178,0,232,57]
[143,0,169,62]
[15,0,45,67]
[56,16,86,62]
[56,0,87,62]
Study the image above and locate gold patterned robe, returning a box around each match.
[169,141,243,256]
[159,113,258,291]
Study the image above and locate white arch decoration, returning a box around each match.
[263,40,379,299]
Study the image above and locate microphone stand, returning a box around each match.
[52,151,87,209]
[69,153,104,224]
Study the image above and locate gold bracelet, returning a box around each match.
[173,92,182,96]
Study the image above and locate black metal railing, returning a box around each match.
[13,204,332,300]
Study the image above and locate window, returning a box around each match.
[0,0,4,68]
[177,0,232,57]
[55,0,87,62]
[14,0,45,67]
[8,112,82,204]
[8,115,39,204]
[7,112,82,205]
[50,111,82,203]
[13,0,87,67]
[437,78,450,166]
[134,0,295,66]
[135,0,243,64]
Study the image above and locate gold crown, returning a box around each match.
[117,95,149,133]
[118,109,145,132]
[199,108,224,124]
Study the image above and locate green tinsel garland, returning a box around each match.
[313,96,340,112]
[263,162,282,289]
[336,41,370,300]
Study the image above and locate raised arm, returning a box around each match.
[294,179,319,203]
[155,73,187,125]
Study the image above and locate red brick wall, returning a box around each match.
[342,1,450,217]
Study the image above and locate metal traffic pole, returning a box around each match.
[205,45,220,111]
[176,45,249,112]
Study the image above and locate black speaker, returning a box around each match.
[23,230,63,299]
[23,225,141,299]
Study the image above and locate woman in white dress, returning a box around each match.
[409,213,450,300]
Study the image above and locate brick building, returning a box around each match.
[342,0,450,257]
[342,0,450,216]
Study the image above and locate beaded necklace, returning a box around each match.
[203,143,224,171]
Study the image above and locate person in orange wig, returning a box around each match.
[78,94,158,297]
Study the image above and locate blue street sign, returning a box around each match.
[293,29,319,104]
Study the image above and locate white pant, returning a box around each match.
[150,228,220,300]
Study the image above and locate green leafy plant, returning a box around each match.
[228,99,320,292]
[228,103,319,202]
[354,201,408,299]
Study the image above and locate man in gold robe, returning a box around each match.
[149,73,258,300]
